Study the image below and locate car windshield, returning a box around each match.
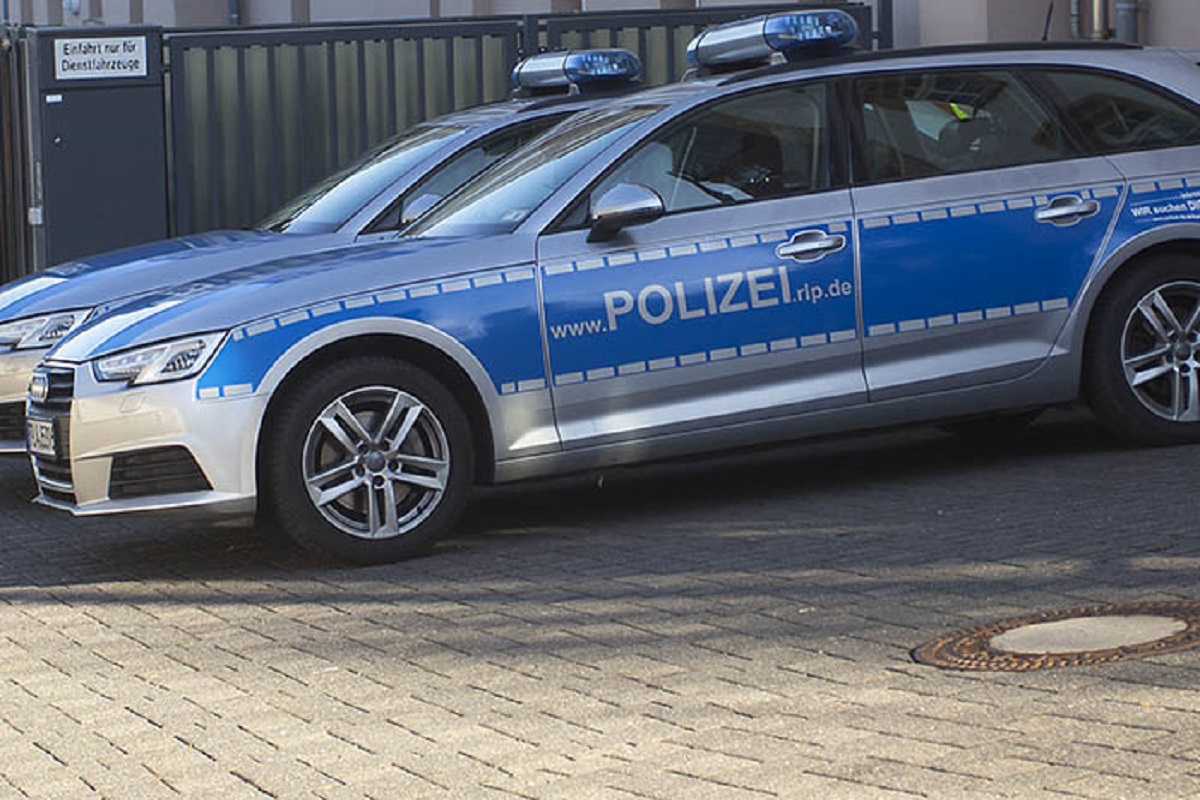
[407,105,663,239]
[257,125,468,235]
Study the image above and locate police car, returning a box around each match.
[30,10,1200,563]
[0,48,642,453]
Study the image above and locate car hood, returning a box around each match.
[53,233,534,361]
[0,230,342,321]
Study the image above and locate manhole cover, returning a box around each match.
[912,601,1200,671]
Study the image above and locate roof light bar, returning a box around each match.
[686,10,859,69]
[512,49,642,93]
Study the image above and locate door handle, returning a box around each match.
[1035,195,1100,226]
[776,230,846,262]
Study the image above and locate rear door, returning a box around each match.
[849,67,1124,401]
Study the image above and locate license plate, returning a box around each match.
[26,417,57,458]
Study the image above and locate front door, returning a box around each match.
[536,81,865,449]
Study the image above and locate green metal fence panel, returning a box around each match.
[165,21,521,235]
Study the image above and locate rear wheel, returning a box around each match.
[264,357,473,563]
[1085,255,1200,445]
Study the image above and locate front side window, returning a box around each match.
[587,83,830,217]
[1038,69,1200,154]
[854,70,1066,184]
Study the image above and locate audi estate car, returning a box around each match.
[28,10,1200,564]
[0,48,642,452]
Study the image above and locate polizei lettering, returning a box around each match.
[548,267,852,341]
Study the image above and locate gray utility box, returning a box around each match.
[24,26,167,269]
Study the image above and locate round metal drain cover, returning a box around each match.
[913,602,1200,671]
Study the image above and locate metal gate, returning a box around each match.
[166,19,523,235]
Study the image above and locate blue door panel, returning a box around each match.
[536,189,865,448]
[859,186,1121,334]
[541,223,857,387]
[854,168,1126,398]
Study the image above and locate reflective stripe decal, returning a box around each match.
[542,225,849,277]
[864,298,1071,338]
[201,268,548,401]
[552,327,858,388]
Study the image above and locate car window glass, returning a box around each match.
[364,116,569,234]
[408,104,664,239]
[1040,69,1200,154]
[257,125,467,235]
[587,83,829,218]
[854,70,1064,183]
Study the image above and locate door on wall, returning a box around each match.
[34,28,168,268]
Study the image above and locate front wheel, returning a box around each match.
[263,357,474,564]
[1085,255,1200,445]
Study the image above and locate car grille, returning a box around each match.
[0,402,24,442]
[109,447,212,500]
[29,365,75,503]
[31,366,74,412]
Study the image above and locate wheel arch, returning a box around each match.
[1063,225,1200,376]
[1074,233,1200,444]
[253,318,501,489]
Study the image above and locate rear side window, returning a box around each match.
[1038,70,1200,154]
[853,70,1067,184]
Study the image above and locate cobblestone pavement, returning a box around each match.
[2,410,1200,798]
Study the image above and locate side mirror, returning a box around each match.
[401,193,444,226]
[588,183,664,243]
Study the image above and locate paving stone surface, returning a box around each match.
[1,410,1200,798]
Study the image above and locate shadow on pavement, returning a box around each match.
[0,408,1193,664]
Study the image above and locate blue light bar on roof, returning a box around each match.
[512,49,642,92]
[686,9,859,69]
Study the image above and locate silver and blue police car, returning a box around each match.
[29,10,1200,563]
[0,49,642,452]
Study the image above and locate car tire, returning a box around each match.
[263,357,473,564]
[1085,254,1200,445]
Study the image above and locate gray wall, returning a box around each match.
[6,0,1199,48]
[1146,0,1200,48]
[919,0,1071,44]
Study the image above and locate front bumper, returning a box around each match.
[0,350,48,452]
[29,361,265,517]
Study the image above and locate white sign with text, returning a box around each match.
[54,37,148,81]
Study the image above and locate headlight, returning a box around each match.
[92,332,226,386]
[0,309,91,350]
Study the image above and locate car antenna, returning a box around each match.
[1042,0,1055,41]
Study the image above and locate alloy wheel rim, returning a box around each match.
[1122,280,1200,423]
[302,386,450,540]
